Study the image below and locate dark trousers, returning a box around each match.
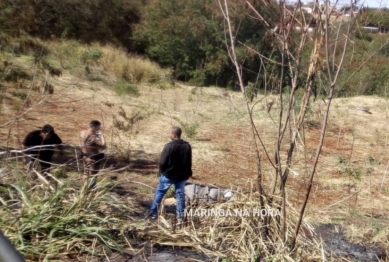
[82,153,104,177]
[26,151,54,172]
[83,157,100,177]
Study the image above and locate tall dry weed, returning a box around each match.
[10,37,170,86]
[45,39,84,69]
[99,44,171,84]
[0,163,131,260]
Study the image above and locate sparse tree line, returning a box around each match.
[0,0,389,95]
[360,7,389,28]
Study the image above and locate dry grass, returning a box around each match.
[1,37,389,261]
[99,44,171,84]
[43,40,171,85]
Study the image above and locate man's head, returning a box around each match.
[170,126,182,140]
[89,120,101,132]
[41,124,54,140]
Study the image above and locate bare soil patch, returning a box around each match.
[2,67,389,260]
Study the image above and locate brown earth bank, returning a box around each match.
[2,69,389,261]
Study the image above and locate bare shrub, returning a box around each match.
[216,0,358,259]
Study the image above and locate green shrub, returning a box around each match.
[114,80,140,97]
[366,155,380,165]
[337,166,362,181]
[79,48,103,64]
[182,122,199,138]
[172,117,200,138]
[244,82,259,102]
[355,29,373,42]
[188,69,206,87]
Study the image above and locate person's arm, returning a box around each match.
[54,134,64,156]
[79,131,84,145]
[96,132,106,149]
[22,133,31,149]
[188,145,192,177]
[159,145,169,174]
[79,131,87,153]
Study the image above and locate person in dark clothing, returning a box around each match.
[22,124,63,174]
[148,127,192,222]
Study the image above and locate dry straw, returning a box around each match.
[129,186,344,262]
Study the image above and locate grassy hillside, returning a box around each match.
[1,37,389,261]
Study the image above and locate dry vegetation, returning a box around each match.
[1,36,389,261]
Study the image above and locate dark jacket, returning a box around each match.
[159,139,192,180]
[22,130,62,156]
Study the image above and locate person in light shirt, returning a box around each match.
[79,120,106,184]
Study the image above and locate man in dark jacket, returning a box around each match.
[148,126,192,222]
[22,124,63,174]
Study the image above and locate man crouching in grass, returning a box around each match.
[79,120,106,186]
[147,126,192,225]
[22,124,64,178]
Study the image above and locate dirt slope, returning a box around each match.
[2,64,389,249]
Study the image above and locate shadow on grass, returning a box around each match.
[127,150,159,176]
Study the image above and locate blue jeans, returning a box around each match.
[150,174,186,218]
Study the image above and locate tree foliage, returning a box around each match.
[359,7,389,27]
[0,0,144,47]
[132,0,280,87]
[1,0,389,95]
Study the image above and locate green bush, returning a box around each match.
[114,80,140,97]
[173,117,200,138]
[183,122,199,138]
[355,29,373,42]
[188,69,206,87]
[79,48,103,64]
